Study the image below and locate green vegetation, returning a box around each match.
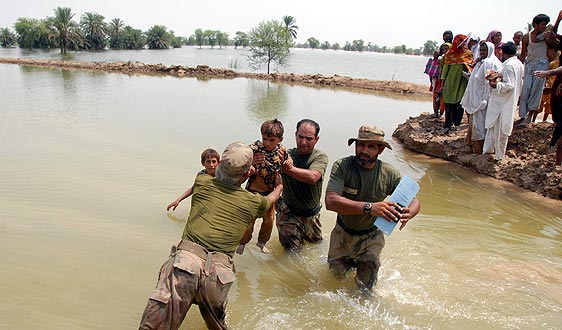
[146,25,171,49]
[422,40,439,56]
[80,12,107,50]
[0,27,16,47]
[2,6,437,63]
[52,7,84,54]
[281,15,298,45]
[247,20,291,74]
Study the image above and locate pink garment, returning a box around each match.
[486,30,503,59]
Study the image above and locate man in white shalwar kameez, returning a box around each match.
[461,42,502,153]
[483,42,524,160]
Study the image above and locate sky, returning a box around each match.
[1,1,560,48]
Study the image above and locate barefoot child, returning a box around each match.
[166,148,220,211]
[237,119,291,254]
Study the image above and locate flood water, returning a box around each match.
[1,63,561,330]
[0,46,429,85]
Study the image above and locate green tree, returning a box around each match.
[80,12,107,49]
[204,30,217,48]
[393,44,406,54]
[331,42,340,50]
[281,15,298,44]
[247,20,291,74]
[14,18,42,49]
[108,18,125,49]
[169,30,184,48]
[122,25,145,49]
[321,41,330,50]
[194,28,204,48]
[0,27,17,47]
[234,31,249,48]
[422,40,438,56]
[145,25,170,49]
[216,31,229,48]
[352,39,364,51]
[51,7,83,53]
[306,37,320,49]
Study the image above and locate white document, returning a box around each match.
[374,175,419,236]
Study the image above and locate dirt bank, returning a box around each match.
[393,113,562,200]
[0,57,431,98]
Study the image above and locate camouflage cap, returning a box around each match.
[347,125,392,150]
[216,142,253,178]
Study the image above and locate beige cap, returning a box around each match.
[347,125,392,150]
[216,142,253,178]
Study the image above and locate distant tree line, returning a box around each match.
[295,38,432,56]
[0,6,429,55]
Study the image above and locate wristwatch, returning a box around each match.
[363,202,372,215]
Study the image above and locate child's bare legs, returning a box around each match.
[256,204,275,253]
[237,219,257,255]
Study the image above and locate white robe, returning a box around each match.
[483,55,524,160]
[461,42,502,141]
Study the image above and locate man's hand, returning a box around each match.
[252,152,265,166]
[533,70,548,78]
[371,201,402,222]
[282,155,293,173]
[398,207,414,230]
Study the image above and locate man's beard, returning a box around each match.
[357,153,377,166]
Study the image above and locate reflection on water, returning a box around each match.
[246,81,289,122]
[0,64,561,330]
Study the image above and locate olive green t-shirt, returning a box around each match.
[281,148,328,210]
[182,175,270,257]
[326,156,401,231]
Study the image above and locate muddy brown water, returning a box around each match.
[1,64,561,329]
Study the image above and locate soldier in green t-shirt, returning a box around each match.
[277,119,329,251]
[325,125,420,291]
[139,142,283,330]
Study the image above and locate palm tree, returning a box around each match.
[80,12,107,49]
[145,25,170,49]
[0,27,17,47]
[108,18,125,49]
[51,7,82,53]
[282,15,298,43]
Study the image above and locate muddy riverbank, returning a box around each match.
[393,113,562,200]
[0,57,431,98]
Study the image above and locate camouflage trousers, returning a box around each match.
[327,222,385,291]
[275,199,322,251]
[139,240,236,330]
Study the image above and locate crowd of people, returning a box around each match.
[424,11,562,164]
[140,119,421,329]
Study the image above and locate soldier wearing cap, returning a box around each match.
[325,125,420,291]
[139,142,283,330]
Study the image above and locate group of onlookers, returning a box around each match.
[425,10,562,164]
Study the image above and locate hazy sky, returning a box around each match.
[1,1,560,48]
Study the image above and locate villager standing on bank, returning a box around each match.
[534,9,562,165]
[461,42,502,154]
[518,14,559,126]
[424,50,442,117]
[483,42,524,161]
[441,34,474,132]
[486,30,504,60]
